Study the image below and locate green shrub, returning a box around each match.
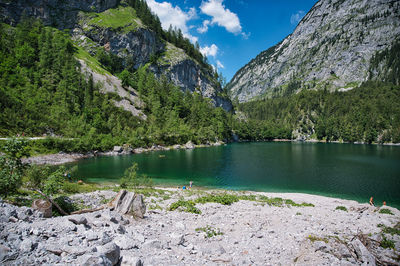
[0,138,29,197]
[120,162,153,189]
[52,196,77,216]
[195,193,239,205]
[335,206,348,212]
[379,208,394,215]
[168,199,201,214]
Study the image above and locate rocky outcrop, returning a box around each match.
[228,0,400,102]
[0,0,118,28]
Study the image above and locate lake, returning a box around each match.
[71,142,400,208]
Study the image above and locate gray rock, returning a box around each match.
[83,255,113,266]
[114,235,138,250]
[68,215,88,225]
[338,244,352,258]
[130,194,146,219]
[0,244,10,261]
[143,239,162,250]
[120,255,143,266]
[314,241,331,252]
[352,239,376,265]
[169,233,185,246]
[113,146,123,153]
[19,239,34,253]
[228,0,400,102]
[96,243,120,266]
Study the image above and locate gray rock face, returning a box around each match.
[228,0,400,102]
[0,0,118,28]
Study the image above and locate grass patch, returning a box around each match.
[168,199,201,214]
[195,225,223,238]
[84,6,139,32]
[379,208,394,215]
[335,206,348,212]
[75,45,110,75]
[307,235,329,243]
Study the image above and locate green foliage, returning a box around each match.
[380,236,395,249]
[85,6,139,32]
[307,235,329,243]
[237,82,400,143]
[195,225,224,238]
[0,138,29,197]
[335,206,348,212]
[378,223,400,236]
[52,196,77,216]
[195,193,239,205]
[0,20,232,153]
[120,162,153,189]
[168,199,201,214]
[42,167,65,195]
[379,208,394,215]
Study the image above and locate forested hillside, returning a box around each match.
[0,20,231,151]
[236,82,400,143]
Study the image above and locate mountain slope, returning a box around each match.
[228,0,400,102]
[0,0,232,111]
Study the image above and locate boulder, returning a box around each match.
[131,194,146,219]
[185,141,195,149]
[120,256,143,266]
[109,190,146,219]
[96,243,120,266]
[113,146,123,153]
[352,239,376,265]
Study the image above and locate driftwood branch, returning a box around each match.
[35,189,69,216]
[71,206,105,215]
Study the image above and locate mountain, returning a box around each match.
[0,0,232,112]
[227,0,400,102]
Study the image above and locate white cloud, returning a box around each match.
[200,0,243,35]
[216,60,224,69]
[290,10,305,25]
[197,20,210,33]
[200,44,218,57]
[145,0,197,42]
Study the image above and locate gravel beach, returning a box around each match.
[1,188,399,265]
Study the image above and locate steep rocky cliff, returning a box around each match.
[0,0,232,112]
[228,0,400,102]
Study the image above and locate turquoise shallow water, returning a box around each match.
[71,142,400,208]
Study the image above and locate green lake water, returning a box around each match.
[71,142,400,208]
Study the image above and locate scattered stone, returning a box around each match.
[68,215,88,225]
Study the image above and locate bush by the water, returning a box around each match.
[168,199,201,214]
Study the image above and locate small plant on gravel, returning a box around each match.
[149,204,163,211]
[307,235,328,243]
[335,206,348,212]
[195,225,223,238]
[380,236,395,249]
[379,208,394,215]
[168,199,201,214]
[296,212,302,215]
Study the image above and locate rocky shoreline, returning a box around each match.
[22,141,225,166]
[1,188,399,265]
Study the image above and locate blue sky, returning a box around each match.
[145,0,318,81]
